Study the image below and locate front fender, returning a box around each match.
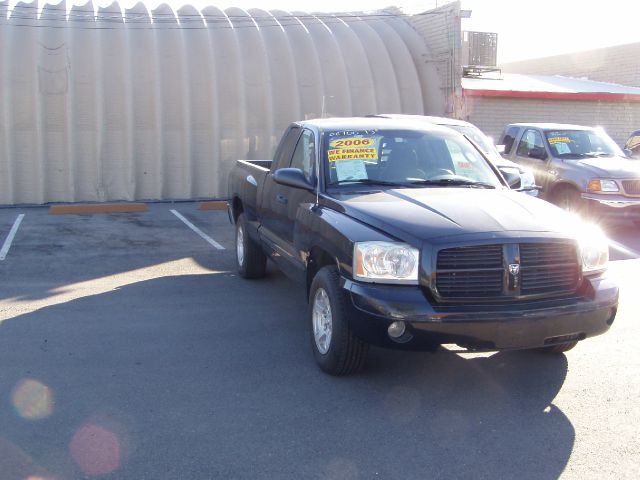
[294,205,400,279]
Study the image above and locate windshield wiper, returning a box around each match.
[556,152,588,158]
[331,179,407,187]
[406,179,496,189]
[585,152,613,157]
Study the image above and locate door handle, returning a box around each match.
[276,194,288,205]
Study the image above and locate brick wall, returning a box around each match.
[464,96,640,146]
[501,43,640,88]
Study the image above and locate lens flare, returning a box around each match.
[11,379,54,420]
[70,423,121,476]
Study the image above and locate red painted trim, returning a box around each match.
[463,89,640,102]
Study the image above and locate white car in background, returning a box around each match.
[371,114,539,195]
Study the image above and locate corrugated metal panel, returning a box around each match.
[0,2,444,205]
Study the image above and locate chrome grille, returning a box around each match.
[434,242,580,301]
[622,180,640,195]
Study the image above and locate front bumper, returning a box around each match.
[581,193,640,220]
[342,274,618,351]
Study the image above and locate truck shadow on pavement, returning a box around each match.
[0,269,573,480]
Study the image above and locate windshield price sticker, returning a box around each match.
[335,159,368,181]
[548,136,571,144]
[329,138,374,148]
[328,147,377,161]
[328,136,377,162]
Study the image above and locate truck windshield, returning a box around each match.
[544,129,623,158]
[324,129,502,188]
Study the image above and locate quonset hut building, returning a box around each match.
[0,1,463,205]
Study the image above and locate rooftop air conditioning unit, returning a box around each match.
[462,31,498,67]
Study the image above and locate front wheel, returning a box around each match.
[552,187,586,217]
[309,266,369,375]
[235,213,267,279]
[536,341,578,354]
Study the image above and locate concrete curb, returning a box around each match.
[198,201,228,211]
[49,203,148,215]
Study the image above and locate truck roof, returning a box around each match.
[368,113,474,128]
[296,116,453,134]
[506,123,596,131]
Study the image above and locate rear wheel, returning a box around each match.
[537,341,578,354]
[309,266,369,375]
[235,213,267,279]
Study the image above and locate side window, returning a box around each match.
[289,129,315,181]
[502,126,520,154]
[273,127,301,170]
[516,129,544,157]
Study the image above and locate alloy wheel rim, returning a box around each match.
[236,224,245,266]
[312,288,332,354]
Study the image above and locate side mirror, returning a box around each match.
[495,144,506,154]
[273,168,314,191]
[528,147,548,160]
[499,168,521,189]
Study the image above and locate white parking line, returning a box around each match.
[608,239,640,258]
[170,209,225,250]
[0,214,25,261]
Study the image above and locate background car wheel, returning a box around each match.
[537,341,578,354]
[309,266,369,375]
[236,213,267,279]
[552,187,586,217]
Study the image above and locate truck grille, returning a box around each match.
[436,245,503,298]
[622,180,640,196]
[434,242,579,301]
[520,243,580,295]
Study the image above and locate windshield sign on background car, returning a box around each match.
[545,129,623,158]
[324,129,502,188]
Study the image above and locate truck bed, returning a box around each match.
[228,160,272,220]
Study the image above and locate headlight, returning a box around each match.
[587,179,619,192]
[354,241,419,284]
[577,224,609,273]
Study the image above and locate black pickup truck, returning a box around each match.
[228,118,618,375]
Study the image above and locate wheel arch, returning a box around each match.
[231,196,244,223]
[306,246,340,299]
[548,181,582,201]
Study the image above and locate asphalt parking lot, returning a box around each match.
[0,203,639,479]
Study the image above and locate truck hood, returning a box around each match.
[332,188,576,243]
[574,156,640,178]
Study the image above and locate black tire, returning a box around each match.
[309,266,369,375]
[537,341,578,354]
[235,213,267,279]
[552,186,586,216]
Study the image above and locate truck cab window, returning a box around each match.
[516,129,544,157]
[502,126,520,154]
[273,127,302,170]
[290,129,315,182]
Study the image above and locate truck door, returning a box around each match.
[513,128,554,191]
[259,125,301,250]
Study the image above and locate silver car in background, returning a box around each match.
[500,123,640,225]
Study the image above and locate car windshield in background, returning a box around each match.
[545,129,623,158]
[324,129,502,189]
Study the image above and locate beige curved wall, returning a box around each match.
[0,1,445,205]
